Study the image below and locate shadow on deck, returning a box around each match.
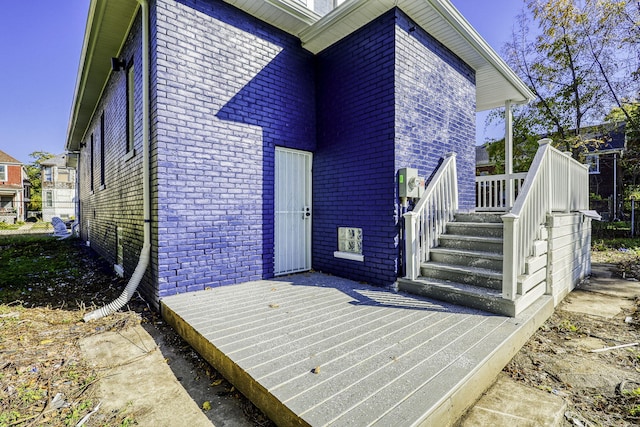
[161,273,553,426]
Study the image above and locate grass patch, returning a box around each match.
[0,235,141,426]
[0,222,21,230]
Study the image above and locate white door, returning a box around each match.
[275,147,312,275]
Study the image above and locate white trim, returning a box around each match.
[334,251,364,262]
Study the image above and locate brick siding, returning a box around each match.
[314,9,476,286]
[394,10,476,211]
[154,0,316,297]
[76,2,477,303]
[77,10,151,299]
[314,11,398,286]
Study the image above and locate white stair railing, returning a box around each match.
[502,139,589,300]
[475,172,527,211]
[404,153,458,280]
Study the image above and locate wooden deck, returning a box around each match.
[161,273,553,426]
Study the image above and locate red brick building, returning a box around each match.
[0,150,27,223]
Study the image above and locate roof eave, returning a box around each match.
[300,0,534,111]
[65,0,138,152]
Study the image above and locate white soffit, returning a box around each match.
[224,0,320,34]
[66,0,138,151]
[300,0,534,111]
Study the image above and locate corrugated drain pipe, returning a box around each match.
[84,0,150,322]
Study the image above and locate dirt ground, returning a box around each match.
[502,249,640,427]
[0,235,271,426]
[1,232,639,426]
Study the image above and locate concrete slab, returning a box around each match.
[579,267,640,300]
[561,290,632,318]
[80,325,213,427]
[460,373,566,427]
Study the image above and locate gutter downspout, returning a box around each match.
[84,0,151,322]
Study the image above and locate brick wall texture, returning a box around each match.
[76,0,476,303]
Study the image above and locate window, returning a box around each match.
[126,62,135,154]
[45,191,53,208]
[43,166,52,182]
[0,196,12,209]
[586,154,599,174]
[100,112,105,187]
[90,134,94,192]
[334,227,364,262]
[0,165,6,181]
[58,169,70,183]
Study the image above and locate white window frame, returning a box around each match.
[0,165,6,181]
[585,154,600,174]
[45,190,53,208]
[334,227,364,262]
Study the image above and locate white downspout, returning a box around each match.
[84,0,151,322]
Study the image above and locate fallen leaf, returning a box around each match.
[40,339,53,345]
[312,366,320,374]
[210,379,224,387]
[202,401,211,411]
[269,303,280,309]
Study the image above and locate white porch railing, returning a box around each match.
[501,139,589,300]
[403,153,458,281]
[475,172,527,211]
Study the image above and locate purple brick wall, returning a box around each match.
[154,0,316,297]
[313,9,476,286]
[77,2,477,303]
[394,10,476,211]
[314,11,398,286]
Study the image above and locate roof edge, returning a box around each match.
[419,0,535,107]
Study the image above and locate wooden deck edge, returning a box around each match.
[161,301,310,427]
[418,295,555,427]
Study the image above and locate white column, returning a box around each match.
[505,100,514,208]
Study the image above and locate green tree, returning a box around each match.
[485,110,541,173]
[495,0,639,161]
[26,151,54,211]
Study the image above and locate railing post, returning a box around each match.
[505,100,514,209]
[538,138,552,213]
[404,211,420,280]
[563,151,572,212]
[501,213,518,300]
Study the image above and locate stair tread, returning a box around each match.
[429,247,503,260]
[420,262,502,277]
[439,234,503,243]
[407,277,502,298]
[449,222,503,228]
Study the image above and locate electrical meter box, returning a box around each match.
[398,168,425,198]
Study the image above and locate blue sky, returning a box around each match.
[0,0,523,164]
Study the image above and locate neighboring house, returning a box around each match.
[475,143,495,175]
[40,154,77,223]
[583,122,626,220]
[66,0,555,308]
[0,150,26,223]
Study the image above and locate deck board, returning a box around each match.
[162,273,553,426]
